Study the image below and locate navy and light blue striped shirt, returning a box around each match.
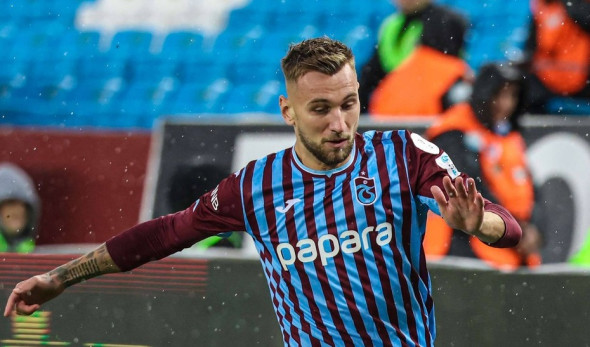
[196,130,458,346]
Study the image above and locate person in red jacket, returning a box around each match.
[520,0,590,114]
[424,63,543,269]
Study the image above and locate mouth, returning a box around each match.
[324,137,350,148]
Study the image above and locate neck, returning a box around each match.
[402,1,430,14]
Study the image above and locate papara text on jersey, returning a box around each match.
[276,222,393,271]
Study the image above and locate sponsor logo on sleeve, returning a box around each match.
[210,185,219,211]
[410,133,440,154]
[435,152,461,179]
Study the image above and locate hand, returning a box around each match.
[430,176,484,235]
[4,274,65,317]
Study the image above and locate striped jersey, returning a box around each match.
[191,130,465,347]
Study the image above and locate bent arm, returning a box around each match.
[431,176,522,248]
[475,211,506,244]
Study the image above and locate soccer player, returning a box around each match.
[4,37,521,346]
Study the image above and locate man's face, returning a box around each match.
[394,0,430,13]
[0,200,28,237]
[491,82,520,125]
[280,64,360,171]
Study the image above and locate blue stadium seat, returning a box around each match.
[109,30,154,60]
[4,84,71,120]
[226,7,269,32]
[51,0,86,24]
[226,60,281,87]
[75,54,126,83]
[58,30,101,60]
[9,0,54,22]
[115,81,176,125]
[62,79,125,120]
[166,81,230,115]
[211,31,257,63]
[266,9,320,37]
[176,58,226,86]
[8,27,64,61]
[159,31,206,61]
[126,56,179,84]
[0,59,27,89]
[220,81,282,114]
[27,58,76,89]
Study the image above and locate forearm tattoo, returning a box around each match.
[48,244,115,288]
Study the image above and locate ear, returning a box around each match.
[279,95,294,126]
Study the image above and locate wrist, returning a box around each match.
[475,212,505,244]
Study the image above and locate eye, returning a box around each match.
[342,100,357,110]
[312,106,329,114]
[342,102,354,110]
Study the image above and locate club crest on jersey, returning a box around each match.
[354,176,377,205]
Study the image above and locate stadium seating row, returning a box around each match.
[0,0,533,129]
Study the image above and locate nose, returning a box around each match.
[328,108,347,133]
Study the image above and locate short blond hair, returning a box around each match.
[281,37,355,83]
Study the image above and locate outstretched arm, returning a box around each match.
[3,243,120,317]
[430,176,506,244]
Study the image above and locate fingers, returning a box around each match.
[3,292,18,317]
[454,177,468,198]
[4,293,41,317]
[466,178,477,199]
[4,284,41,317]
[435,176,482,208]
[474,192,484,210]
[442,176,457,198]
[15,302,40,316]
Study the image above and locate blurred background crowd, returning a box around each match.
[1,0,588,128]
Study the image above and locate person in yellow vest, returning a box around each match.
[424,63,543,270]
[359,0,470,118]
[0,163,40,253]
[520,0,590,113]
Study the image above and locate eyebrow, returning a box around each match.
[307,93,358,106]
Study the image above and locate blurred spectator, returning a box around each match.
[519,0,590,114]
[0,163,40,253]
[359,0,470,118]
[423,63,543,269]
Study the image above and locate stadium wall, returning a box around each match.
[0,254,588,346]
[0,127,150,244]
